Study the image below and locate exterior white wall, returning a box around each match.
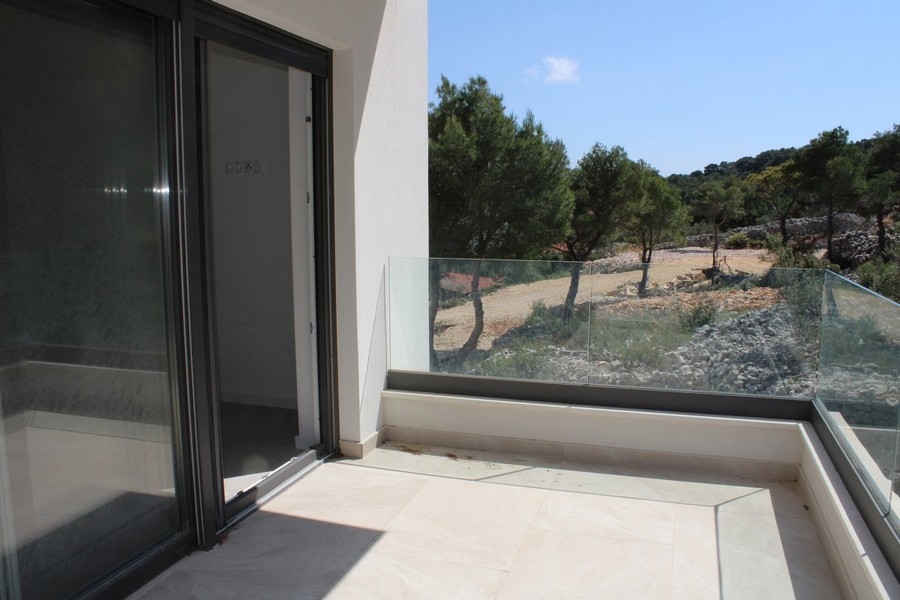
[212,0,429,451]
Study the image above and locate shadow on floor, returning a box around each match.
[131,513,381,600]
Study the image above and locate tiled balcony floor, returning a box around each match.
[132,442,842,599]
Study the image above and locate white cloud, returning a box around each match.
[542,56,580,83]
[523,56,580,85]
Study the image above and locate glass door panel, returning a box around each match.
[0,2,183,598]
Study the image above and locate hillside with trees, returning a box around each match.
[430,76,900,316]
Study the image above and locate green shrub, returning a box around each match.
[518,301,591,347]
[685,222,712,237]
[478,342,551,379]
[763,269,824,344]
[591,311,691,369]
[764,235,838,270]
[724,232,750,249]
[857,256,900,304]
[678,299,718,332]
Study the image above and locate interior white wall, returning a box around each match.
[211,1,429,448]
[207,44,298,411]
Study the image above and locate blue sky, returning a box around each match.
[428,0,900,176]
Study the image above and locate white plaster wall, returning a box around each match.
[211,0,429,448]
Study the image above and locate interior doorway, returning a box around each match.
[203,41,320,503]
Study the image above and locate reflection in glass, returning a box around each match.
[818,271,900,514]
[0,3,182,599]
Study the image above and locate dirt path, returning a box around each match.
[434,247,774,351]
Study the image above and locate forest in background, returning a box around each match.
[430,76,900,306]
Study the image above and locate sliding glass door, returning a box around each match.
[0,2,185,598]
[0,0,337,595]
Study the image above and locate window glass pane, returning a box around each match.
[0,3,182,598]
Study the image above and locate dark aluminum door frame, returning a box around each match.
[180,1,338,548]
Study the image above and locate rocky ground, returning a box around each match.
[432,235,898,409]
[477,302,820,397]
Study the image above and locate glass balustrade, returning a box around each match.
[390,257,823,398]
[817,271,900,515]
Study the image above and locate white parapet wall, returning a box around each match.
[381,389,900,600]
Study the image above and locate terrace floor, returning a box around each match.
[131,442,842,599]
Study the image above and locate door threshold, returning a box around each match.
[223,448,319,523]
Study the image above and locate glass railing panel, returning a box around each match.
[390,258,825,398]
[391,258,594,382]
[387,257,433,372]
[438,258,592,382]
[817,271,900,514]
[584,265,821,396]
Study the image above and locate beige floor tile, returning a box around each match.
[262,463,427,529]
[672,505,719,600]
[132,511,381,599]
[432,451,537,480]
[716,480,810,519]
[547,465,759,506]
[129,569,301,600]
[534,489,675,544]
[132,447,844,600]
[481,464,565,490]
[324,549,506,599]
[497,528,673,599]
[718,511,840,600]
[374,476,547,570]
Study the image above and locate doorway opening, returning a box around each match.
[203,41,320,503]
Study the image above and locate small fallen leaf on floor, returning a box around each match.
[399,444,422,455]
[445,452,458,460]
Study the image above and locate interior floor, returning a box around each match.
[220,401,301,498]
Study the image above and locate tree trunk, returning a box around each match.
[454,259,484,370]
[428,262,441,370]
[563,262,583,321]
[637,246,651,297]
[779,214,789,246]
[711,223,720,269]
[637,263,650,297]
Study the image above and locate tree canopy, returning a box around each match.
[428,75,573,366]
[429,76,572,260]
[623,161,689,294]
[560,143,631,316]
